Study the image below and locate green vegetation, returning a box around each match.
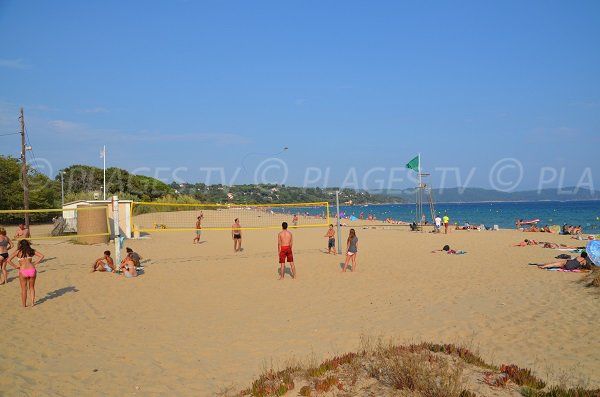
[0,155,60,224]
[171,183,403,205]
[227,341,600,397]
[60,164,172,201]
[1,156,401,222]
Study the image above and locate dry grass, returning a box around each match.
[226,340,599,397]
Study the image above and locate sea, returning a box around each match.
[336,200,600,233]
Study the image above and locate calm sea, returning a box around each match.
[337,201,600,233]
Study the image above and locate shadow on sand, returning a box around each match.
[276,267,295,279]
[36,286,79,305]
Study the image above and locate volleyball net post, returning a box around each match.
[336,191,342,255]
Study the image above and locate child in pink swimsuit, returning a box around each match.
[8,239,44,307]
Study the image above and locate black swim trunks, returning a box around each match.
[328,238,335,248]
[233,234,241,239]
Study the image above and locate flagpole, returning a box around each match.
[103,145,106,200]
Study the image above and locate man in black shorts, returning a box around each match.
[324,224,336,255]
[232,218,242,252]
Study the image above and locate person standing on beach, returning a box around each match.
[7,239,44,307]
[232,218,242,252]
[193,212,204,244]
[0,228,14,285]
[292,213,298,227]
[278,222,296,280]
[342,228,358,272]
[443,213,450,234]
[14,224,30,240]
[434,214,442,233]
[324,224,336,254]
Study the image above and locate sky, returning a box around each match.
[1,0,599,193]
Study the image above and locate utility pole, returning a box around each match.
[20,108,30,228]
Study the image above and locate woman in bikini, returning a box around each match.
[0,227,14,285]
[7,239,44,307]
[342,229,358,272]
[120,254,138,278]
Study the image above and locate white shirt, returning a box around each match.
[435,217,442,226]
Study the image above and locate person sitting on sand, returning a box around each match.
[92,250,115,272]
[515,239,538,247]
[7,239,44,307]
[536,252,590,270]
[120,254,138,278]
[541,225,551,233]
[124,247,142,266]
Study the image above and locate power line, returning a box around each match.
[0,132,20,137]
[24,126,42,174]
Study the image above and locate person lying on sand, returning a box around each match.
[541,242,580,249]
[92,251,115,272]
[514,239,538,246]
[432,245,465,254]
[535,252,590,270]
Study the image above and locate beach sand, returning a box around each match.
[1,217,599,396]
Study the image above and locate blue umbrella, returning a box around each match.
[586,240,600,266]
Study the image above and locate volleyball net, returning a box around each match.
[131,201,330,233]
[0,206,111,242]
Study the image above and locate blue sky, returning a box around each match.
[1,0,599,192]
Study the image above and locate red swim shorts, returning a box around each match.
[279,246,294,263]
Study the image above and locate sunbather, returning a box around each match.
[432,245,465,254]
[536,252,590,270]
[515,239,538,247]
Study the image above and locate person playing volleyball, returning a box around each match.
[193,212,204,244]
[278,222,296,280]
[232,218,242,252]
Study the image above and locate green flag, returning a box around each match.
[406,155,419,172]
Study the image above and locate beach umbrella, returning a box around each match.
[586,240,600,266]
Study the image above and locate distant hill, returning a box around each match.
[171,183,405,205]
[385,187,600,203]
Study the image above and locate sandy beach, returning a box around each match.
[1,217,599,396]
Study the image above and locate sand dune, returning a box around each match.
[1,220,598,396]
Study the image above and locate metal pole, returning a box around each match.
[336,190,342,255]
[60,172,65,206]
[418,152,423,232]
[113,195,121,265]
[103,145,106,200]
